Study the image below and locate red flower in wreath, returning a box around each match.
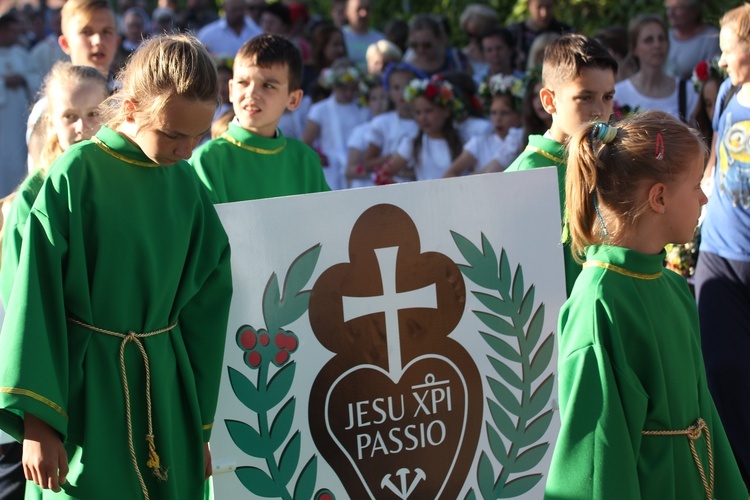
[425,83,439,100]
[695,60,709,81]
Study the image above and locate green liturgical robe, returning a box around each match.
[190,122,330,204]
[0,126,233,499]
[0,168,45,306]
[506,135,580,296]
[545,245,747,499]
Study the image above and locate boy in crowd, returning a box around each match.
[506,34,617,295]
[191,34,329,203]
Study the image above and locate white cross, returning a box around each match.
[342,246,438,380]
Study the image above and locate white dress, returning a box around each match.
[366,111,419,157]
[346,121,374,189]
[464,127,525,171]
[307,95,370,190]
[397,134,453,181]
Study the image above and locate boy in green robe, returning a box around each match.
[191,34,329,203]
[506,34,617,296]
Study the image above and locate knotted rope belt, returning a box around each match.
[642,418,714,500]
[68,317,178,500]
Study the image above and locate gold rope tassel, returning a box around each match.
[643,418,715,500]
[68,318,177,500]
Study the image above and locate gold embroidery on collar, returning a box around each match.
[92,136,159,167]
[221,132,286,154]
[525,145,565,165]
[584,260,662,280]
[203,422,213,430]
[1,387,69,419]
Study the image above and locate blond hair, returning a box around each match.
[101,33,219,128]
[566,110,706,261]
[37,62,108,170]
[61,0,113,35]
[721,3,750,43]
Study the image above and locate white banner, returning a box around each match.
[211,169,566,499]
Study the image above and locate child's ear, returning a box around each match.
[647,182,668,214]
[286,89,304,111]
[540,87,556,114]
[58,34,72,55]
[123,98,137,122]
[228,79,234,103]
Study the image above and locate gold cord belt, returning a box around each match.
[68,317,177,499]
[642,418,714,500]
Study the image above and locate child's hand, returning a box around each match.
[203,442,212,480]
[314,147,329,167]
[23,413,68,492]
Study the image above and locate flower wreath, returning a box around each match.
[691,57,726,93]
[319,65,361,89]
[478,74,525,112]
[403,77,463,115]
[358,72,382,106]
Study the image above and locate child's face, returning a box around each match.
[702,79,719,121]
[217,67,232,107]
[230,62,302,137]
[333,82,358,104]
[663,155,708,244]
[50,80,108,151]
[482,35,512,75]
[60,9,119,77]
[324,32,346,65]
[489,96,520,138]
[388,71,413,117]
[543,67,615,141]
[368,85,389,116]
[633,22,668,69]
[124,95,215,165]
[413,96,450,138]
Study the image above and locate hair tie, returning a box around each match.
[591,121,618,144]
[655,132,665,160]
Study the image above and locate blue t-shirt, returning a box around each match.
[701,78,750,261]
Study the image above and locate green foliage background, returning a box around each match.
[309,0,741,46]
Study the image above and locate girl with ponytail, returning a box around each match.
[545,110,747,499]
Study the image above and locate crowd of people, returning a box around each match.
[0,0,748,498]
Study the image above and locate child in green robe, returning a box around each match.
[545,111,748,499]
[506,34,618,296]
[0,34,232,500]
[191,34,329,203]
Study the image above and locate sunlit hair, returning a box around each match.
[566,110,706,261]
[459,4,499,35]
[623,14,668,71]
[61,0,113,35]
[236,34,303,91]
[38,62,108,170]
[721,3,750,43]
[101,33,218,129]
[542,34,617,89]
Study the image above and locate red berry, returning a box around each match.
[285,336,298,351]
[275,351,289,365]
[247,351,261,367]
[259,333,270,346]
[274,333,286,348]
[239,330,257,350]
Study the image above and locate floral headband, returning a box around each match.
[403,78,464,115]
[478,74,524,111]
[358,72,382,106]
[319,65,361,89]
[214,56,234,71]
[691,58,726,93]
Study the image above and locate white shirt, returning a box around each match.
[197,17,262,57]
[666,26,720,80]
[464,127,525,171]
[614,78,698,121]
[346,121,374,189]
[457,116,493,143]
[277,95,311,140]
[342,26,385,69]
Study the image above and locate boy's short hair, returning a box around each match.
[61,0,114,34]
[236,34,303,91]
[542,34,617,89]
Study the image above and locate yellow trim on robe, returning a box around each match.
[1,387,68,419]
[202,422,213,430]
[220,132,286,154]
[92,137,160,167]
[525,145,565,165]
[584,260,662,280]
